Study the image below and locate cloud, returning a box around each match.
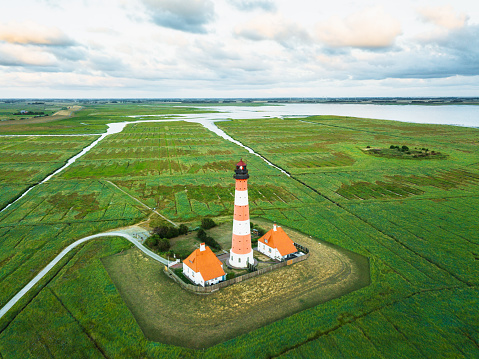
[417,5,468,30]
[316,7,401,49]
[87,27,120,36]
[234,15,310,48]
[228,0,276,12]
[0,43,58,67]
[0,21,75,46]
[335,23,479,82]
[141,0,215,33]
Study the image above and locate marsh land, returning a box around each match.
[0,101,478,358]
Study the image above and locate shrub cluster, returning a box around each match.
[153,224,188,239]
[197,227,221,250]
[250,222,266,245]
[145,234,170,252]
[390,145,409,152]
[201,218,217,230]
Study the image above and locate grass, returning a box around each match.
[0,136,99,209]
[102,219,369,349]
[0,102,478,358]
[363,145,447,160]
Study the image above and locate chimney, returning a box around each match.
[200,243,206,251]
[273,223,277,231]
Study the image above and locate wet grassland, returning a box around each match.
[0,104,478,358]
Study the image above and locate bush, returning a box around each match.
[145,235,159,248]
[204,236,221,250]
[145,234,170,252]
[250,222,266,237]
[157,238,170,252]
[197,228,207,240]
[153,225,179,239]
[401,145,409,152]
[178,224,188,235]
[226,272,235,280]
[201,218,217,230]
[167,226,179,238]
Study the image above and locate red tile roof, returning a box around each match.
[258,226,297,256]
[183,245,225,282]
[236,158,246,167]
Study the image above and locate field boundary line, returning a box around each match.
[48,288,109,359]
[104,180,178,227]
[273,285,466,358]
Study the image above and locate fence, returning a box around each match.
[164,245,310,294]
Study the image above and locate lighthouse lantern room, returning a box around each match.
[229,159,254,268]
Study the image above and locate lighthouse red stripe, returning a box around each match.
[233,205,249,221]
[231,233,252,254]
[235,179,248,191]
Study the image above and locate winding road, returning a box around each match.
[0,111,297,322]
[0,227,174,320]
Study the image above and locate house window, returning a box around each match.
[239,257,241,263]
[269,248,271,253]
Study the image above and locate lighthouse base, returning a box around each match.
[229,250,254,269]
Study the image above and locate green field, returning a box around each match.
[102,219,369,349]
[0,103,478,358]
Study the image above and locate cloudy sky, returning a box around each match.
[1,0,478,98]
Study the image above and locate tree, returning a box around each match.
[201,217,217,230]
[203,236,221,250]
[157,238,170,252]
[166,226,179,239]
[178,224,188,235]
[401,145,409,152]
[153,225,179,239]
[145,235,159,248]
[197,228,207,240]
[153,225,169,238]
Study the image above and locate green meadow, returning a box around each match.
[0,103,478,358]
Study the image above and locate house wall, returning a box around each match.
[182,262,205,286]
[205,275,225,286]
[258,241,282,260]
[183,263,226,287]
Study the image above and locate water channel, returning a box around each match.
[2,103,479,215]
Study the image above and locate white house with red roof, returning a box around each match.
[258,224,298,261]
[182,243,226,286]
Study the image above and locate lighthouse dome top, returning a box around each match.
[234,158,249,180]
[236,159,247,168]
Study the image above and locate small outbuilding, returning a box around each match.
[258,224,298,261]
[183,243,226,287]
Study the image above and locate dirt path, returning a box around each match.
[104,180,178,227]
[0,105,82,126]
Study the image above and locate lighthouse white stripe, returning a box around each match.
[233,219,250,236]
[234,190,248,206]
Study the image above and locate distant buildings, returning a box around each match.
[182,243,226,287]
[258,224,298,261]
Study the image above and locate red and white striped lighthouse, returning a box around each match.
[229,159,254,268]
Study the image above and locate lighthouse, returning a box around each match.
[229,159,254,268]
